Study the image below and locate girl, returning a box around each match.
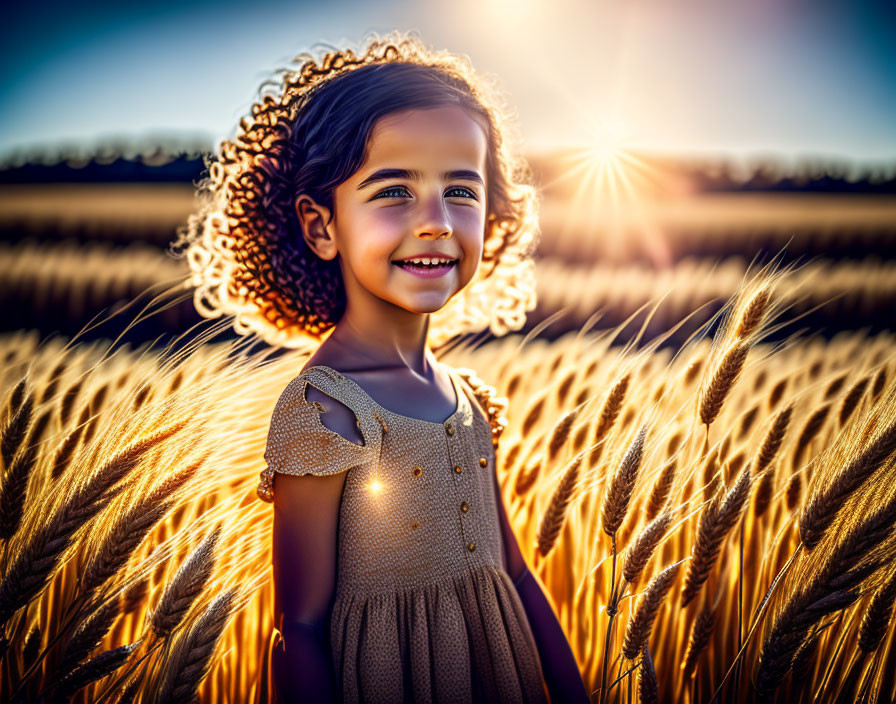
[176,31,589,704]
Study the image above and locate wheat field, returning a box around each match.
[1,266,895,703]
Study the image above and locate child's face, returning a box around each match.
[302,105,488,318]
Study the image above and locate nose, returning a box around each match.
[413,193,452,240]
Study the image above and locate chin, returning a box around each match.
[396,297,449,315]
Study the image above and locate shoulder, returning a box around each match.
[451,366,510,449]
[263,370,379,477]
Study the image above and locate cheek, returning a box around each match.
[347,211,403,258]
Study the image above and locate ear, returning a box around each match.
[295,195,337,261]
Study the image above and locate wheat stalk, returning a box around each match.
[51,424,86,480]
[790,627,822,682]
[1,384,33,469]
[0,442,38,542]
[738,404,760,439]
[871,366,888,399]
[51,596,122,690]
[513,455,542,497]
[547,407,580,462]
[785,474,802,510]
[60,377,85,426]
[768,378,788,409]
[792,403,832,468]
[521,394,546,436]
[753,467,776,518]
[823,372,848,400]
[0,422,187,627]
[80,463,202,603]
[589,373,631,466]
[51,641,142,702]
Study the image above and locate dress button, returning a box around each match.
[445,422,454,436]
[412,466,422,477]
[454,465,463,474]
[467,542,475,551]
[461,501,469,512]
[479,457,488,467]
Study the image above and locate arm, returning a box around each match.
[492,470,591,704]
[270,383,363,703]
[271,471,345,703]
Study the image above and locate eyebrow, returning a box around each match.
[356,168,484,190]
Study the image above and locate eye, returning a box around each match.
[446,186,478,200]
[373,185,411,200]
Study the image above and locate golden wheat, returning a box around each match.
[1,268,895,702]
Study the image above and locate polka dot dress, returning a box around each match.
[259,364,549,704]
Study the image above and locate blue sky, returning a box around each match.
[1,0,894,163]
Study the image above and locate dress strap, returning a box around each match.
[453,367,509,450]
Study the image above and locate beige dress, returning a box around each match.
[259,363,549,704]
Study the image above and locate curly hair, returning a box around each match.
[169,29,540,350]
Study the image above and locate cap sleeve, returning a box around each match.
[257,374,379,502]
[454,367,509,450]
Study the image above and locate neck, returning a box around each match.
[328,296,436,378]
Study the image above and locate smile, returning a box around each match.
[391,259,458,278]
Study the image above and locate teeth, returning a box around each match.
[399,257,455,266]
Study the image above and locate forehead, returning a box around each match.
[360,105,488,172]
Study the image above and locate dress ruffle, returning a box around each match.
[329,563,549,704]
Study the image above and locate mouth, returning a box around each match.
[391,257,458,278]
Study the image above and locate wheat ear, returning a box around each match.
[0,424,185,627]
[623,511,672,584]
[536,452,585,557]
[735,285,771,339]
[683,606,716,677]
[638,641,659,704]
[699,343,750,428]
[754,404,794,475]
[589,373,631,467]
[757,492,896,695]
[156,588,236,704]
[799,419,896,549]
[622,562,682,659]
[681,466,753,607]
[601,425,647,537]
[150,524,222,638]
[858,567,896,653]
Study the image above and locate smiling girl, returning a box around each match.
[174,31,589,704]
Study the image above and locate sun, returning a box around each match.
[540,116,676,266]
